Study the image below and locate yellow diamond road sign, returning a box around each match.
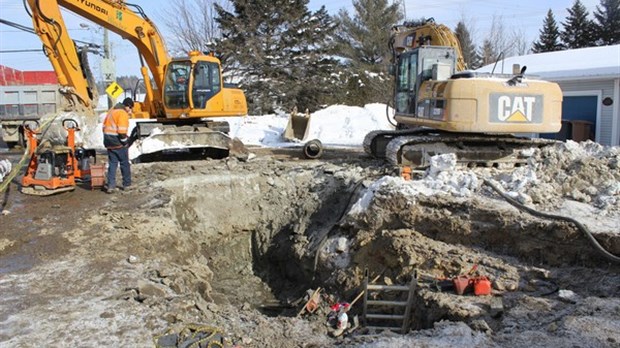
[105,82,124,100]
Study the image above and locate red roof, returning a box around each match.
[0,65,58,86]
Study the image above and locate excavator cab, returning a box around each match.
[163,59,222,111]
[161,53,247,119]
[393,46,457,119]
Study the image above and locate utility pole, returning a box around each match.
[100,29,116,108]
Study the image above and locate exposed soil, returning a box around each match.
[0,143,619,347]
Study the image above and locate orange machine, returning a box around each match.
[26,0,248,161]
[21,119,96,195]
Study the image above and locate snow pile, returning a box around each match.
[226,114,290,146]
[0,159,11,183]
[345,143,619,235]
[225,103,394,147]
[348,154,479,218]
[302,104,394,145]
[491,141,620,211]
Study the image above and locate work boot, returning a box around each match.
[105,187,118,194]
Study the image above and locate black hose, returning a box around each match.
[483,178,620,264]
[312,179,369,278]
[23,0,32,18]
[36,0,62,53]
[125,3,148,19]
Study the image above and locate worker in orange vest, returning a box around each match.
[103,97,133,193]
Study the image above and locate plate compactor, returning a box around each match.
[21,119,96,196]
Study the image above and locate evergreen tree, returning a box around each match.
[454,21,480,69]
[593,0,620,45]
[332,0,402,105]
[214,0,338,114]
[532,9,564,53]
[334,0,402,70]
[561,0,597,48]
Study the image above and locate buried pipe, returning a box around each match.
[483,178,620,264]
[303,139,323,159]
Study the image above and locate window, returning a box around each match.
[192,61,221,109]
[163,61,191,109]
[395,52,418,114]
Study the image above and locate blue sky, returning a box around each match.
[0,0,603,78]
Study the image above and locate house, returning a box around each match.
[477,45,620,146]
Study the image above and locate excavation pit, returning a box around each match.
[132,155,619,339]
[1,144,619,347]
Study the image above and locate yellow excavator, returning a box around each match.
[26,0,247,161]
[364,19,563,167]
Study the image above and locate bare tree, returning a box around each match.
[510,28,531,56]
[158,0,228,55]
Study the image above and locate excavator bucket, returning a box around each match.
[283,107,312,142]
[129,123,250,163]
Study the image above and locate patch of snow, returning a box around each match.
[476,44,620,80]
[348,154,480,218]
[0,159,11,183]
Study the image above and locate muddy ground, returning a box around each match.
[0,143,619,348]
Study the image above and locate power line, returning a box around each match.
[0,17,101,49]
[0,18,35,34]
[0,49,44,53]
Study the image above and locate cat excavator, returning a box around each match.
[364,19,563,167]
[25,0,247,162]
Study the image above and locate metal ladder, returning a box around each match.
[362,269,417,333]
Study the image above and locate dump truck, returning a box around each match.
[0,84,62,148]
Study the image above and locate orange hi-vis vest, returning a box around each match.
[103,108,129,136]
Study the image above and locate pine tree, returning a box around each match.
[332,0,402,105]
[532,9,564,53]
[561,0,597,48]
[334,0,402,70]
[593,0,620,45]
[214,0,338,114]
[454,21,480,69]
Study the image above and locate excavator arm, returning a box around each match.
[390,19,466,71]
[26,0,170,117]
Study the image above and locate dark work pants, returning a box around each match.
[107,147,131,188]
